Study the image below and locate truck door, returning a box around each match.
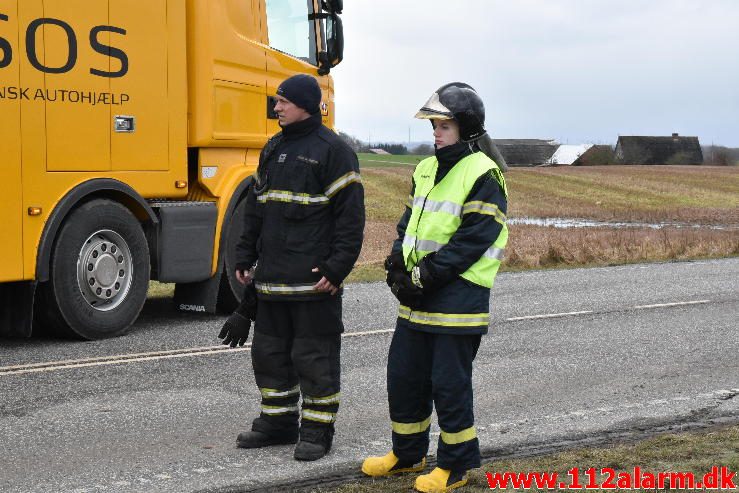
[0,1,24,280]
[42,0,110,171]
[211,0,267,144]
[110,0,169,171]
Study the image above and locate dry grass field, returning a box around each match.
[508,165,739,224]
[350,164,739,281]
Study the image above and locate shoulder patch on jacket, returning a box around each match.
[262,132,284,162]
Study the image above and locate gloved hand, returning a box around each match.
[413,252,445,292]
[384,252,406,288]
[218,283,258,348]
[218,312,251,347]
[388,270,423,309]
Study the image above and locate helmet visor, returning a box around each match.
[414,92,453,120]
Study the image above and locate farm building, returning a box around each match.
[571,145,617,166]
[492,139,558,167]
[546,144,594,166]
[615,134,703,165]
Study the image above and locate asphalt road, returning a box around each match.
[1,258,737,493]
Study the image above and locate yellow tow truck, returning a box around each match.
[0,0,344,339]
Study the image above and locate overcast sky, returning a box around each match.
[331,1,739,147]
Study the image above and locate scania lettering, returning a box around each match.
[0,0,345,340]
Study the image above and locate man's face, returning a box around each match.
[274,95,311,126]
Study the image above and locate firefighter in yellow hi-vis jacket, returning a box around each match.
[362,83,508,493]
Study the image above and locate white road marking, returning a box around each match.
[0,346,252,376]
[506,310,594,321]
[633,300,710,310]
[342,328,394,338]
[0,330,396,377]
[0,345,231,371]
[0,300,714,377]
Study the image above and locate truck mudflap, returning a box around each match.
[173,268,222,315]
[0,281,36,338]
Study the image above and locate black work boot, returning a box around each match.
[293,425,334,461]
[236,430,298,449]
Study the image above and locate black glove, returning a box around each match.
[388,270,423,309]
[414,252,445,292]
[218,312,251,347]
[384,252,406,288]
[217,283,258,348]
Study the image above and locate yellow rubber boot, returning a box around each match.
[361,451,426,477]
[415,467,468,493]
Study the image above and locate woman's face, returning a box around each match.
[432,119,460,149]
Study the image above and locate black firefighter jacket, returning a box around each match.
[235,114,365,301]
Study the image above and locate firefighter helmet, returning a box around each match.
[415,82,486,141]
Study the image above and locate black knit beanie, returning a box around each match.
[277,74,322,115]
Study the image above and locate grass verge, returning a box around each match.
[148,280,175,299]
[313,424,739,492]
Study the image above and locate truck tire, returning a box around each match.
[37,199,150,339]
[218,197,247,312]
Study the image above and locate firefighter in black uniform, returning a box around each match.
[362,83,508,492]
[220,74,365,461]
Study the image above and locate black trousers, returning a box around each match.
[388,321,482,471]
[250,298,342,436]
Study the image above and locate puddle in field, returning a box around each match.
[508,217,737,230]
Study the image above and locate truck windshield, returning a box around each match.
[265,0,317,65]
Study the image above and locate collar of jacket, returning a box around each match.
[281,112,322,141]
[434,142,474,183]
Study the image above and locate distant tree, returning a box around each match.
[337,131,363,152]
[412,143,434,155]
[374,143,409,155]
[337,131,371,153]
[713,149,732,166]
[702,145,738,166]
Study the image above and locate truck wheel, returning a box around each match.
[37,199,150,339]
[218,197,247,312]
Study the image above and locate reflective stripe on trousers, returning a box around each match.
[303,392,340,405]
[302,409,336,424]
[261,404,299,415]
[392,415,432,435]
[260,385,300,399]
[440,426,477,445]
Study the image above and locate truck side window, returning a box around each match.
[265,0,317,65]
